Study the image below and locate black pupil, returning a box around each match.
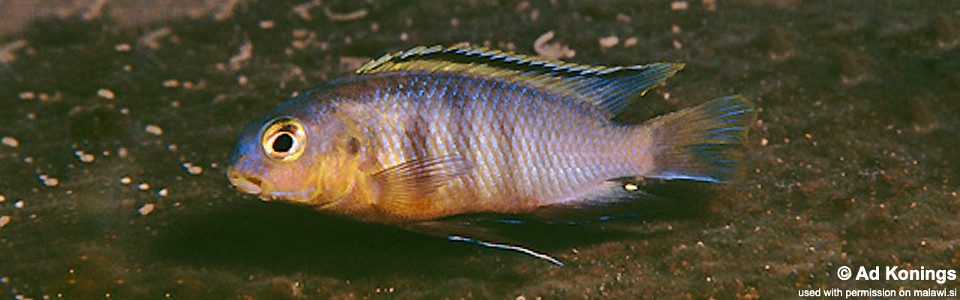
[272,132,294,153]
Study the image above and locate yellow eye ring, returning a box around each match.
[260,117,306,162]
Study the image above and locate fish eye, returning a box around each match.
[261,117,306,162]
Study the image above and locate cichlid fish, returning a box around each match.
[227,45,755,263]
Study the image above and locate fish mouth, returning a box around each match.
[226,167,314,203]
[226,167,337,205]
[227,167,265,198]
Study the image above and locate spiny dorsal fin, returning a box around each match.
[357,45,685,119]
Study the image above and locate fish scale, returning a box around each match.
[353,73,637,211]
[228,45,754,226]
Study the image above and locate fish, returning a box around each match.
[226,45,755,265]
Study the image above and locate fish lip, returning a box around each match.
[226,167,337,206]
[227,167,264,196]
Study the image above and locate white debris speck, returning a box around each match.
[14,200,24,208]
[145,124,163,136]
[671,1,689,11]
[292,0,322,20]
[259,20,275,29]
[138,183,150,191]
[39,174,59,187]
[760,138,769,146]
[290,29,314,50]
[97,88,115,100]
[118,147,128,158]
[599,35,619,48]
[138,27,171,50]
[2,136,19,148]
[19,91,36,100]
[0,194,5,202]
[75,151,95,163]
[624,37,638,47]
[672,39,683,50]
[120,177,132,185]
[533,31,576,60]
[183,162,203,175]
[229,40,253,71]
[0,39,27,64]
[0,215,9,228]
[399,32,409,42]
[671,24,682,34]
[163,79,179,87]
[138,203,155,216]
[158,188,169,197]
[323,6,368,22]
[115,43,131,52]
[238,75,248,85]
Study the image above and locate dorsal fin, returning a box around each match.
[357,45,685,119]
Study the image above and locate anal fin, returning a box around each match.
[530,179,657,224]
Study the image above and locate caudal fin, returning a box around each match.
[643,96,756,183]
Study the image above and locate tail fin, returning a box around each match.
[643,96,756,183]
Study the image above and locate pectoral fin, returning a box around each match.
[371,155,472,216]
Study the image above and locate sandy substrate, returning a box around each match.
[1,0,958,298]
